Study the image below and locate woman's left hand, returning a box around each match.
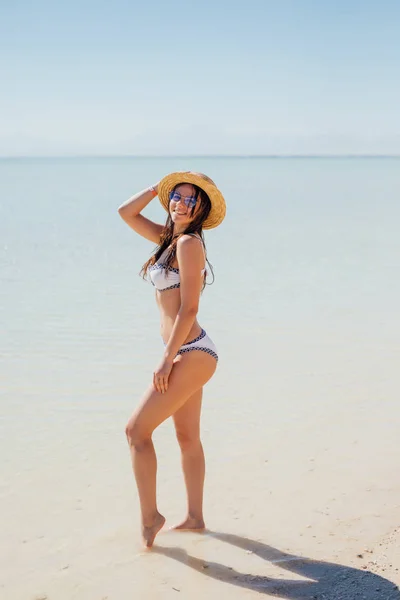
[153,357,174,394]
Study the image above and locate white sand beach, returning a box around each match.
[1,156,400,599]
[1,323,399,600]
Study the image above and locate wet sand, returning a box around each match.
[1,324,399,599]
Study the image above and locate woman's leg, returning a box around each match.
[172,388,206,530]
[125,352,216,548]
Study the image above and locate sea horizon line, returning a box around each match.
[1,154,400,160]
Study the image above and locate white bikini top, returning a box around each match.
[149,234,206,292]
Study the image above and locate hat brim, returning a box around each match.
[158,171,226,230]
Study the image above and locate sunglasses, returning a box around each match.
[169,191,197,209]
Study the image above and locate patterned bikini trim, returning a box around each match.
[184,329,206,345]
[149,262,179,274]
[177,347,218,361]
[158,283,180,292]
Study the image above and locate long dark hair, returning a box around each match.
[140,184,214,290]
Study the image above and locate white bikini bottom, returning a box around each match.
[165,329,218,362]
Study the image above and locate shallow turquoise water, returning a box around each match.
[1,156,399,472]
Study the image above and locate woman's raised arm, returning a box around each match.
[117,184,164,243]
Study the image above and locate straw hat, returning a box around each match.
[157,171,226,229]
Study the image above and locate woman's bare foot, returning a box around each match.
[142,512,166,548]
[170,516,206,532]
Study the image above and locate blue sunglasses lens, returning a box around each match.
[169,191,197,208]
[185,197,197,208]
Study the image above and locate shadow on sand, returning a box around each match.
[153,531,400,599]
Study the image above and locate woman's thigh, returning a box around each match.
[173,388,203,442]
[127,352,216,439]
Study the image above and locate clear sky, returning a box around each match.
[1,0,399,156]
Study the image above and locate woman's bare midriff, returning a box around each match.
[156,288,203,346]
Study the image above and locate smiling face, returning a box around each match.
[169,183,201,230]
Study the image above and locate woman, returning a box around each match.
[118,171,226,549]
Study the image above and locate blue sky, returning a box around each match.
[1,0,399,156]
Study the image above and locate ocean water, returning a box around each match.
[1,155,399,442]
[1,157,400,596]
